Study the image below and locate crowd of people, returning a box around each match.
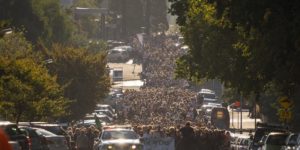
[107,33,231,149]
[116,88,198,126]
[118,33,200,126]
[44,33,230,150]
[65,121,231,150]
[133,122,231,150]
[132,33,189,88]
[65,125,100,150]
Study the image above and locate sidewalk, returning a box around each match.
[229,109,261,129]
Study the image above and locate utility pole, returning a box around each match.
[101,14,106,39]
[144,0,151,35]
[254,92,259,130]
[121,0,127,38]
[240,93,243,132]
[231,108,234,128]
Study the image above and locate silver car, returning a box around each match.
[96,128,143,150]
[260,132,289,150]
[34,128,69,150]
[283,133,298,150]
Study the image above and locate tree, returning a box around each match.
[170,0,264,95]
[169,0,300,126]
[110,0,169,38]
[149,0,169,32]
[0,33,69,123]
[45,44,110,120]
[0,0,74,45]
[72,0,103,40]
[170,0,300,95]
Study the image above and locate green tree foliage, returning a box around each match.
[0,0,74,44]
[170,0,300,126]
[110,0,168,37]
[0,33,69,123]
[73,0,98,7]
[170,0,300,96]
[72,0,102,40]
[149,0,169,32]
[45,44,110,120]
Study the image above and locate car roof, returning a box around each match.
[96,104,111,107]
[95,109,112,112]
[0,121,15,126]
[103,125,133,130]
[268,132,290,136]
[18,122,48,126]
[31,124,62,127]
[199,89,215,94]
[85,114,109,118]
[103,128,134,132]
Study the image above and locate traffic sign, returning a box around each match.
[277,96,293,109]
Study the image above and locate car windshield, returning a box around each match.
[4,125,20,136]
[203,93,216,99]
[267,134,289,145]
[102,130,138,140]
[288,134,298,145]
[253,128,286,143]
[41,126,65,135]
[35,128,57,136]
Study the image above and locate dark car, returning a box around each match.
[19,126,49,150]
[0,121,30,150]
[210,107,230,129]
[283,133,299,150]
[34,128,69,150]
[250,123,288,150]
[18,122,71,149]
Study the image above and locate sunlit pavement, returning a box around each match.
[229,109,261,130]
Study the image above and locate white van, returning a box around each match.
[196,89,218,105]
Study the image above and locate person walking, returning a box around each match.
[178,122,196,150]
[76,129,89,150]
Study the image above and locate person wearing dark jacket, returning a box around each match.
[76,129,89,150]
[178,122,196,150]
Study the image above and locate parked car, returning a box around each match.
[95,104,115,113]
[94,109,116,119]
[19,126,49,150]
[238,138,251,150]
[250,123,288,150]
[260,132,289,150]
[283,133,299,150]
[34,128,69,150]
[297,135,300,150]
[0,121,30,150]
[9,141,21,150]
[257,135,267,150]
[230,134,251,150]
[84,114,112,124]
[18,122,71,149]
[107,47,130,62]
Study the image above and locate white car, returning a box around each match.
[96,127,143,150]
